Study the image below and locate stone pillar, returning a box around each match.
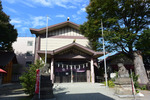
[51,58,54,83]
[91,58,95,83]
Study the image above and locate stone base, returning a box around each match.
[114,78,135,95]
[115,84,133,95]
[114,78,131,85]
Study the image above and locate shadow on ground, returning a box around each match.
[0,83,30,100]
[53,84,115,100]
[55,92,115,100]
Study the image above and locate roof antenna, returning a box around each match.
[67,17,70,21]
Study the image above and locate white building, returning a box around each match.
[12,37,35,67]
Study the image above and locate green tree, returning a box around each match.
[80,0,150,84]
[19,60,44,96]
[0,0,18,51]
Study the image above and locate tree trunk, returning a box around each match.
[133,51,149,85]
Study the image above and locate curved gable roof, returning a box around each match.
[30,21,79,34]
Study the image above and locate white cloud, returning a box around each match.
[56,14,65,18]
[68,6,76,9]
[5,0,16,4]
[77,7,86,14]
[30,0,82,8]
[5,0,83,9]
[10,18,22,24]
[15,25,22,28]
[31,0,52,7]
[21,27,29,32]
[20,1,36,8]
[72,14,81,21]
[31,16,48,28]
[5,7,18,14]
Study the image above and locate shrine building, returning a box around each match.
[30,20,103,83]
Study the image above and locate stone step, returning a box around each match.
[40,95,54,99]
[41,84,53,88]
[40,87,53,91]
[41,76,51,80]
[40,91,53,95]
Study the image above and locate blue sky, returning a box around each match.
[2,0,89,37]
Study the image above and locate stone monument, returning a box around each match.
[114,63,134,95]
[33,64,54,100]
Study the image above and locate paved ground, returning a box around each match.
[53,83,150,100]
[0,83,29,100]
[0,83,150,100]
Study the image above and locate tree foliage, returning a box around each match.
[19,60,44,96]
[0,0,18,51]
[80,0,150,56]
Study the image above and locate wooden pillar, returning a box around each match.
[86,70,91,82]
[51,58,54,83]
[35,36,40,62]
[91,58,95,83]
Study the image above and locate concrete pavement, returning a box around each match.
[0,83,150,100]
[53,83,149,100]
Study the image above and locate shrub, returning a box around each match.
[136,89,139,93]
[130,72,139,89]
[19,60,44,96]
[140,85,147,90]
[103,80,115,88]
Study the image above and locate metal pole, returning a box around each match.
[130,69,136,100]
[101,19,108,87]
[45,16,48,64]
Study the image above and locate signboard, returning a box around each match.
[35,69,40,94]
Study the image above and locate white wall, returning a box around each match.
[12,37,35,67]
[40,26,90,51]
[40,38,89,51]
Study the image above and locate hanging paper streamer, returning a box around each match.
[86,63,88,67]
[74,65,76,69]
[70,65,72,69]
[83,64,85,68]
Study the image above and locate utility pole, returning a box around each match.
[45,16,48,64]
[101,19,108,87]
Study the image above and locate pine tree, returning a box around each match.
[0,0,18,51]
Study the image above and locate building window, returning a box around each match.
[26,51,32,56]
[26,61,32,67]
[27,41,33,46]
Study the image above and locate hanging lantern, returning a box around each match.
[62,64,64,68]
[58,63,60,67]
[66,65,68,69]
[79,65,80,69]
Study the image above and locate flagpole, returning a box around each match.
[45,16,48,64]
[101,19,108,87]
